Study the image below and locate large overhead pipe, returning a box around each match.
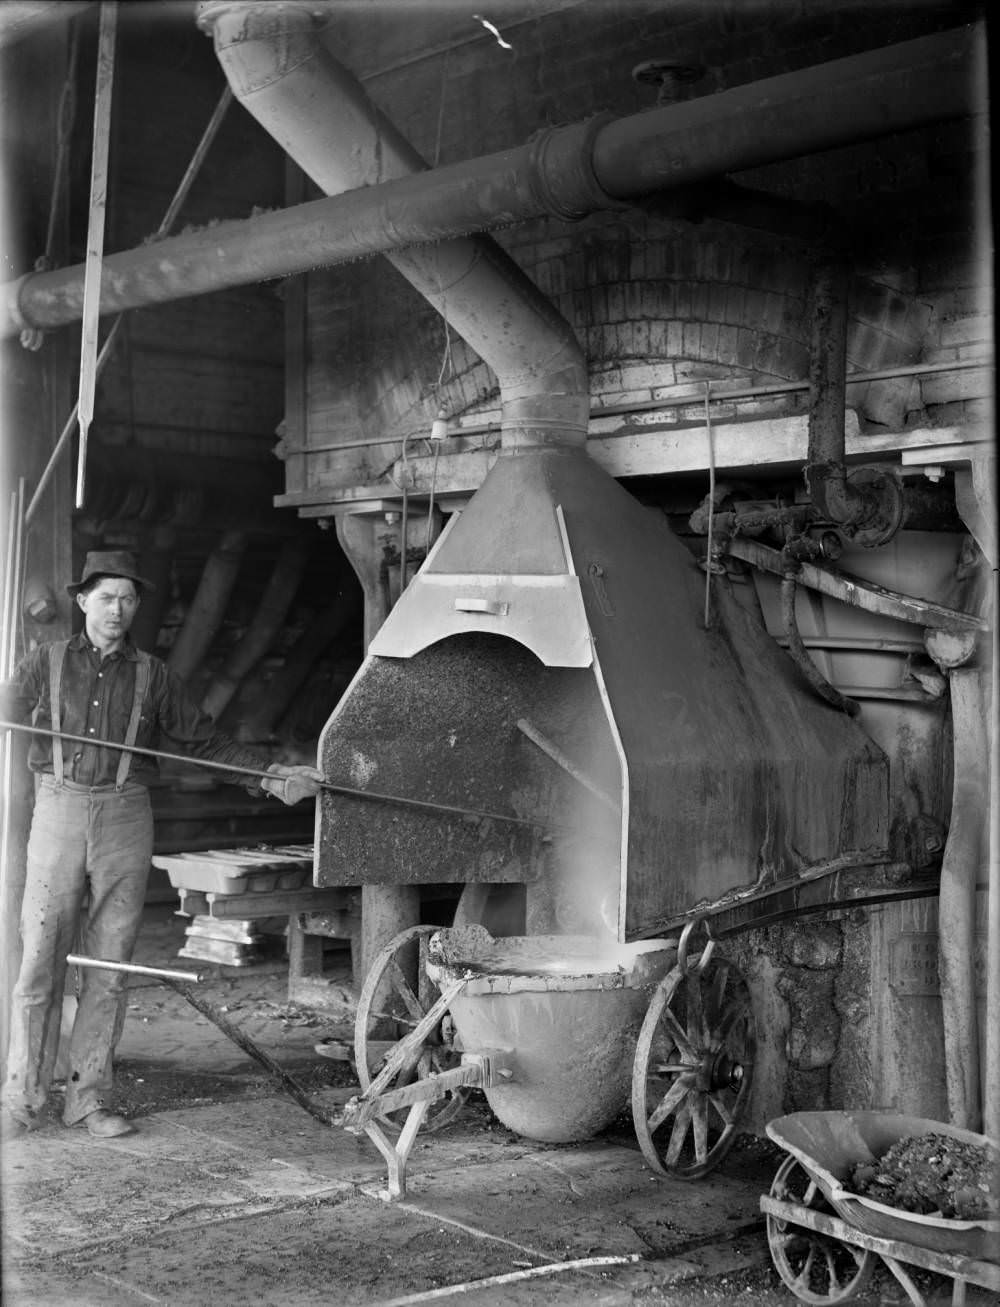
[198,0,588,453]
[2,23,981,342]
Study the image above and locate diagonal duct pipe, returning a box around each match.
[1,23,980,339]
[197,0,588,453]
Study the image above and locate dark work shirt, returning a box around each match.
[0,633,270,789]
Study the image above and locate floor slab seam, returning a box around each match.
[380,1194,603,1271]
[5,1185,363,1263]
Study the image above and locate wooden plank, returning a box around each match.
[176,888,353,919]
[727,538,987,631]
[278,420,985,514]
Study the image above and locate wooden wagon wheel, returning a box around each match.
[354,925,470,1135]
[632,922,756,1179]
[766,1154,875,1304]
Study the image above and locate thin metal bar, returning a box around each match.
[66,953,202,984]
[27,86,232,527]
[516,717,618,810]
[0,491,17,674]
[157,87,233,236]
[1,481,27,930]
[75,0,118,509]
[0,719,552,832]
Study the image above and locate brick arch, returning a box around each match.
[320,216,935,464]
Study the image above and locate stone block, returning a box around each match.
[921,367,993,404]
[724,285,746,326]
[780,922,843,970]
[667,321,685,358]
[606,283,626,323]
[939,314,990,348]
[700,321,720,362]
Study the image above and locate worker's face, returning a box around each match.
[77,577,140,648]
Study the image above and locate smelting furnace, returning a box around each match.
[314,438,890,942]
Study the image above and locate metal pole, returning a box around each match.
[75,0,117,509]
[25,87,233,527]
[67,953,202,984]
[984,571,1000,1142]
[0,719,553,832]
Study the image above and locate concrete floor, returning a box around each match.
[2,907,992,1306]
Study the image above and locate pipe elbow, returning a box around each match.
[197,2,318,95]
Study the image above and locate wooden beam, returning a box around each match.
[275,420,987,516]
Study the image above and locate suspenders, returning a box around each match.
[47,640,150,789]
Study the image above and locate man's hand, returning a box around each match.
[262,763,325,805]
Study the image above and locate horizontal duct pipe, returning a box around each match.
[2,23,980,339]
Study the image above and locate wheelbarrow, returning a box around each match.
[340,919,756,1199]
[760,1110,1000,1305]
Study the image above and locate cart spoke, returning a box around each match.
[647,1076,690,1131]
[659,1005,698,1060]
[691,1093,709,1163]
[386,957,425,1024]
[664,1099,693,1166]
[715,993,752,1044]
[822,1242,840,1288]
[708,1090,734,1128]
[792,1246,816,1291]
[706,959,729,1027]
[685,971,704,1045]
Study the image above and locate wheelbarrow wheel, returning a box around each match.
[766,1155,874,1303]
[354,925,469,1136]
[632,951,756,1179]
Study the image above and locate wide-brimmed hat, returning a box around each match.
[66,550,155,596]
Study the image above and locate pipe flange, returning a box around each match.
[5,273,41,343]
[527,112,629,222]
[843,466,906,548]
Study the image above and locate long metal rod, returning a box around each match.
[26,87,233,526]
[2,24,980,337]
[74,0,117,510]
[67,953,202,983]
[0,481,27,910]
[984,566,1000,1142]
[66,952,339,1126]
[516,717,618,810]
[0,719,550,832]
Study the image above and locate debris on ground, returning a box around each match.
[849,1133,1000,1220]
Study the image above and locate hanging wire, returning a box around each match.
[432,48,450,168]
[703,380,716,630]
[426,440,442,556]
[42,20,81,270]
[399,434,410,593]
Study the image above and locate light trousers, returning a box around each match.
[3,776,153,1124]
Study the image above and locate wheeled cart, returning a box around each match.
[760,1111,1000,1305]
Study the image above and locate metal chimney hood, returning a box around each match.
[317,447,889,943]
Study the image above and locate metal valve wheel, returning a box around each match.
[353,924,470,1135]
[632,920,756,1179]
[766,1155,875,1303]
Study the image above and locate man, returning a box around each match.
[1,550,324,1139]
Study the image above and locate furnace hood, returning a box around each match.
[317,446,889,942]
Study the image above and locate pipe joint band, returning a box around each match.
[527,114,628,222]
